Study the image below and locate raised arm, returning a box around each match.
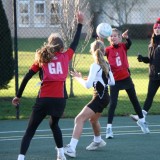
[69,11,84,51]
[122,30,132,49]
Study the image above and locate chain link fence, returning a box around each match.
[0,0,160,119]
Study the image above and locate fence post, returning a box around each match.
[13,0,19,119]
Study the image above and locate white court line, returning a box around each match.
[0,124,160,134]
[1,131,160,141]
[0,127,160,142]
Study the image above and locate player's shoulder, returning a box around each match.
[90,63,101,70]
[30,62,40,72]
[106,45,113,49]
[63,48,74,54]
[105,45,114,55]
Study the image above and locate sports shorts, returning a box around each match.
[87,90,110,113]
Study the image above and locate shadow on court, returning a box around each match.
[0,115,160,160]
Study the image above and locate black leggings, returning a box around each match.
[20,110,62,155]
[143,79,160,112]
[108,86,143,124]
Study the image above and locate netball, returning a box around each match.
[96,23,112,38]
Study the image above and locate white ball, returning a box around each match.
[96,23,112,38]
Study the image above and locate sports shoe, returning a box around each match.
[130,114,139,121]
[137,120,150,134]
[130,110,146,121]
[57,155,67,160]
[106,128,114,139]
[86,139,106,150]
[64,144,76,158]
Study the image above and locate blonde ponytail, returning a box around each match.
[90,40,109,77]
[94,49,109,77]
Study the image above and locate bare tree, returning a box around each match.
[88,0,104,36]
[89,0,145,31]
[103,0,144,26]
[52,0,93,97]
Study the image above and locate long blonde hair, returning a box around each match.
[90,40,109,77]
[35,34,64,66]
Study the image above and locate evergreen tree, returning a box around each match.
[0,0,14,89]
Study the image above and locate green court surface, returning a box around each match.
[0,115,160,160]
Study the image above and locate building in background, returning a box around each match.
[3,0,63,38]
[2,0,160,38]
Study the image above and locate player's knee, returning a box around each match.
[74,114,86,124]
[88,118,95,124]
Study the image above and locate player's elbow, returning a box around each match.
[85,83,92,89]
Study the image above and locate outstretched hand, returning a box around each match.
[12,97,20,106]
[137,54,143,62]
[122,30,129,39]
[70,70,82,79]
[76,11,84,24]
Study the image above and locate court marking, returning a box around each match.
[0,124,160,134]
[0,124,160,142]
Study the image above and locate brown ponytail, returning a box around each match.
[35,34,64,66]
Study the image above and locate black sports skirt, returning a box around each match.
[87,90,110,113]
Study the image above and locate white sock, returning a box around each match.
[94,135,101,143]
[57,147,64,157]
[142,110,147,116]
[69,138,78,151]
[139,117,145,123]
[17,154,25,160]
[107,124,112,129]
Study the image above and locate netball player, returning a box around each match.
[12,11,84,160]
[64,40,115,158]
[104,29,150,139]
[130,17,160,121]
